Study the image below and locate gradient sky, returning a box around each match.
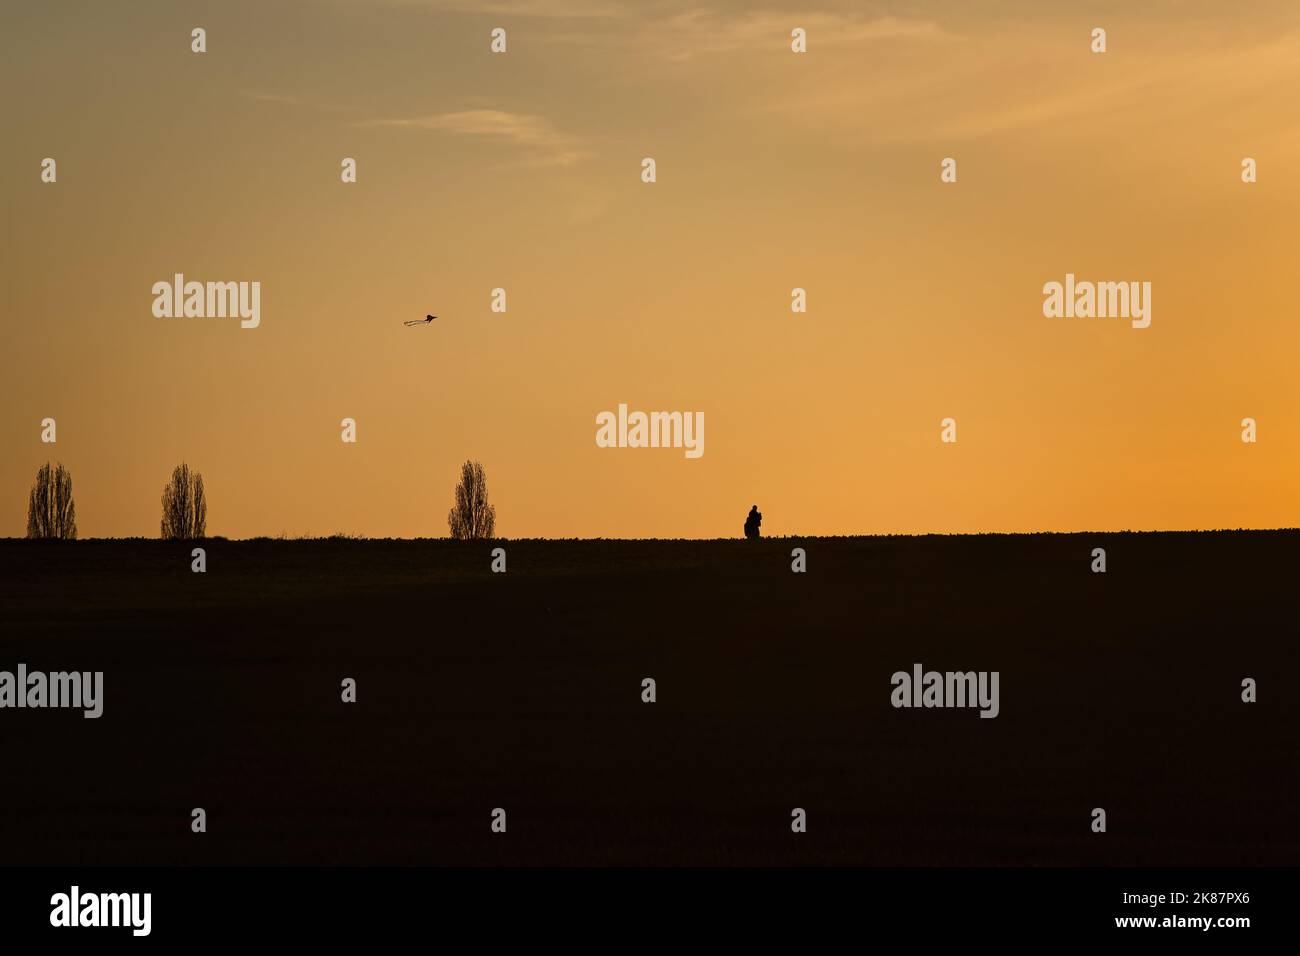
[4,0,1299,538]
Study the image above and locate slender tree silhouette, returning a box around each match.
[447,460,496,539]
[26,462,77,540]
[161,463,207,540]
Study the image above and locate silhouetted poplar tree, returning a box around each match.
[26,462,77,540]
[161,463,206,540]
[447,460,496,539]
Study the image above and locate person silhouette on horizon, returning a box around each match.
[744,504,762,539]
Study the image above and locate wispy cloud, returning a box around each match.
[645,10,946,60]
[356,109,591,166]
[240,90,303,106]
[756,29,1300,147]
[372,0,622,17]
[368,0,945,55]
[933,35,1300,142]
[534,7,948,60]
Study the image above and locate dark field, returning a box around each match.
[1,533,1296,866]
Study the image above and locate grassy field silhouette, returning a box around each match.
[2,533,1295,865]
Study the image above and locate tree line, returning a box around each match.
[23,459,496,540]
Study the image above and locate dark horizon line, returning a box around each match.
[4,527,1299,543]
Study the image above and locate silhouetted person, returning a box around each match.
[744,504,762,539]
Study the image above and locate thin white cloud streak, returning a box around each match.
[363,0,624,17]
[356,109,592,166]
[754,31,1300,147]
[538,9,949,60]
[240,90,303,106]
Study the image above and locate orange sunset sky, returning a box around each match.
[3,0,1299,538]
